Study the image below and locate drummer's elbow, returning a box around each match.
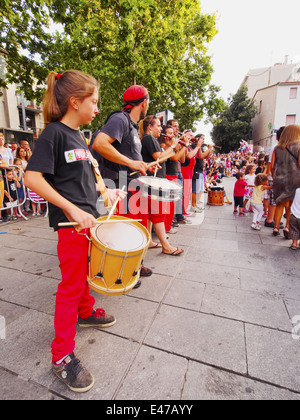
[92,137,101,153]
[23,171,33,189]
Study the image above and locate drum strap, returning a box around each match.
[90,156,112,209]
[80,132,112,209]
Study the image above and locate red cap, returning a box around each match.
[123,85,149,110]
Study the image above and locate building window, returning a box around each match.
[290,88,298,99]
[286,115,296,125]
[259,100,262,113]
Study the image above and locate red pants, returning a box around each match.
[164,175,178,231]
[181,170,193,215]
[118,187,148,229]
[51,228,95,363]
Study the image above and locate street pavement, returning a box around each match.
[0,177,300,400]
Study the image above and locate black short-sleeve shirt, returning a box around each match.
[100,111,142,179]
[26,121,99,230]
[141,134,165,178]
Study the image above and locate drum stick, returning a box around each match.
[153,158,160,178]
[130,150,174,176]
[106,185,126,222]
[58,219,143,227]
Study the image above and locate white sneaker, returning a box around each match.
[167,227,178,234]
[191,206,202,213]
[196,204,205,211]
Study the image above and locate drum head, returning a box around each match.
[139,176,181,191]
[93,222,148,252]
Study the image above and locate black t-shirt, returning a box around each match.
[4,180,17,202]
[26,121,99,231]
[191,143,203,173]
[166,158,178,176]
[100,111,142,180]
[141,134,165,178]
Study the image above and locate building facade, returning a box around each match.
[242,57,300,152]
[0,49,44,148]
[251,82,300,150]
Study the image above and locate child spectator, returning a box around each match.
[14,158,26,217]
[244,164,256,212]
[231,165,237,177]
[255,159,265,175]
[225,158,231,177]
[3,168,20,220]
[233,172,247,216]
[0,155,9,222]
[250,174,272,230]
[289,188,300,250]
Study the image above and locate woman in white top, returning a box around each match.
[0,134,13,165]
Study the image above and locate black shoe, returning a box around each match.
[133,280,142,289]
[53,353,94,393]
[265,221,274,228]
[78,309,116,328]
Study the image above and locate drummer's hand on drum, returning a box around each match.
[107,188,128,204]
[64,206,98,231]
[148,163,162,174]
[130,160,149,176]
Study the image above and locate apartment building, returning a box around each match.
[242,57,300,151]
[251,82,300,150]
[0,48,44,147]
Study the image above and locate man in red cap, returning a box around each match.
[93,85,150,177]
[92,85,153,280]
[123,85,150,113]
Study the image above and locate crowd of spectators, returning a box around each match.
[0,133,45,222]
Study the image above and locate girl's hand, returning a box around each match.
[107,188,128,204]
[64,206,98,231]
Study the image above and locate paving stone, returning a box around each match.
[182,361,300,400]
[201,284,291,331]
[115,345,188,400]
[144,305,247,374]
[164,279,205,311]
[246,324,300,393]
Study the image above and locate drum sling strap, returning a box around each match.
[91,157,112,209]
[80,132,112,209]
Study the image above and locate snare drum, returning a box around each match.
[208,186,225,206]
[88,216,150,296]
[138,176,182,202]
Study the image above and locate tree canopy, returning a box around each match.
[0,0,225,130]
[211,85,257,153]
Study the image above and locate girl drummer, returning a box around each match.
[140,116,184,256]
[24,70,125,393]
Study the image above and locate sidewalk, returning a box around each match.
[0,177,300,400]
